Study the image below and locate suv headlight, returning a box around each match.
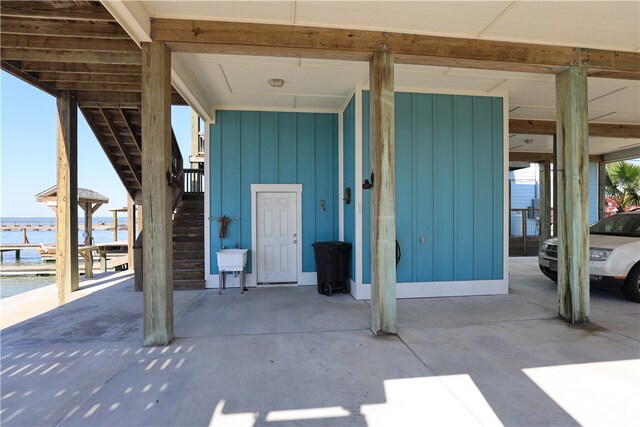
[590,248,612,261]
[540,242,549,254]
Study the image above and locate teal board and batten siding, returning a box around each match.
[362,92,504,284]
[209,111,339,274]
[342,97,356,280]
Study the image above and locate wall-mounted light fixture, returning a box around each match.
[268,78,285,88]
[362,171,374,190]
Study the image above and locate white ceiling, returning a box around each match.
[125,1,640,156]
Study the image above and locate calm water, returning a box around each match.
[0,216,128,299]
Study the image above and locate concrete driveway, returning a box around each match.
[1,258,638,426]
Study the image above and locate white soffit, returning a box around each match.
[484,1,640,52]
[145,0,293,23]
[294,1,512,37]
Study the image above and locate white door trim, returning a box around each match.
[251,184,303,287]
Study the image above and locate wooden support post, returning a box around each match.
[83,202,92,246]
[598,160,606,220]
[21,228,29,244]
[552,136,558,237]
[539,160,552,245]
[369,51,397,335]
[127,195,136,269]
[55,90,79,304]
[142,40,174,346]
[556,66,590,324]
[112,210,118,241]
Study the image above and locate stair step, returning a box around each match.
[173,234,204,242]
[173,242,204,251]
[173,226,204,233]
[174,269,204,280]
[173,251,204,260]
[173,260,205,270]
[173,279,205,290]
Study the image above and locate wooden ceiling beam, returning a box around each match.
[99,108,142,188]
[510,119,640,138]
[0,48,141,65]
[51,81,141,92]
[151,19,640,80]
[1,18,130,39]
[1,60,60,98]
[75,91,186,107]
[18,61,141,75]
[37,72,141,84]
[0,2,116,22]
[1,34,139,52]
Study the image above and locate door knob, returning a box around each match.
[293,233,297,237]
[293,240,297,244]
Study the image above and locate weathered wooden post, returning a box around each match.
[556,66,590,323]
[598,160,606,220]
[56,90,79,304]
[127,195,136,270]
[369,50,397,335]
[142,40,174,346]
[112,209,118,242]
[538,159,552,245]
[82,202,93,246]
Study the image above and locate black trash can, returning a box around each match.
[312,241,352,296]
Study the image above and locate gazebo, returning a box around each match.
[35,185,108,246]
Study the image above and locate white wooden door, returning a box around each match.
[257,192,297,284]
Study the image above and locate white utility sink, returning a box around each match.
[216,248,249,272]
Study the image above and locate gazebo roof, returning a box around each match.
[35,185,109,205]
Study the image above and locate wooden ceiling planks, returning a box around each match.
[0,0,184,201]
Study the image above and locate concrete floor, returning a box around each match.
[1,258,639,426]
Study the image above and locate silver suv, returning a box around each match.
[539,211,640,302]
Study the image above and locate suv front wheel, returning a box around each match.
[621,263,640,303]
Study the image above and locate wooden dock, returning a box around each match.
[0,241,130,276]
[0,224,126,232]
[0,255,129,276]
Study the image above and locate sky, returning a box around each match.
[0,71,193,218]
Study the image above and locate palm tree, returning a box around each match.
[605,161,640,213]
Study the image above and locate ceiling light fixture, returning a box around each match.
[268,78,285,88]
[524,138,534,144]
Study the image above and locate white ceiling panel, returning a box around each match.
[221,63,367,97]
[588,137,640,156]
[207,91,295,109]
[395,72,504,92]
[294,1,512,37]
[300,58,369,70]
[395,64,450,75]
[145,1,293,23]
[592,111,640,124]
[483,1,640,51]
[509,106,555,121]
[447,68,553,82]
[509,134,554,153]
[295,96,345,110]
[492,80,555,108]
[179,53,299,66]
[588,87,640,114]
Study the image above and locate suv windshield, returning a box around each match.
[590,213,640,237]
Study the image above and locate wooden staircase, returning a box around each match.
[173,193,205,289]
